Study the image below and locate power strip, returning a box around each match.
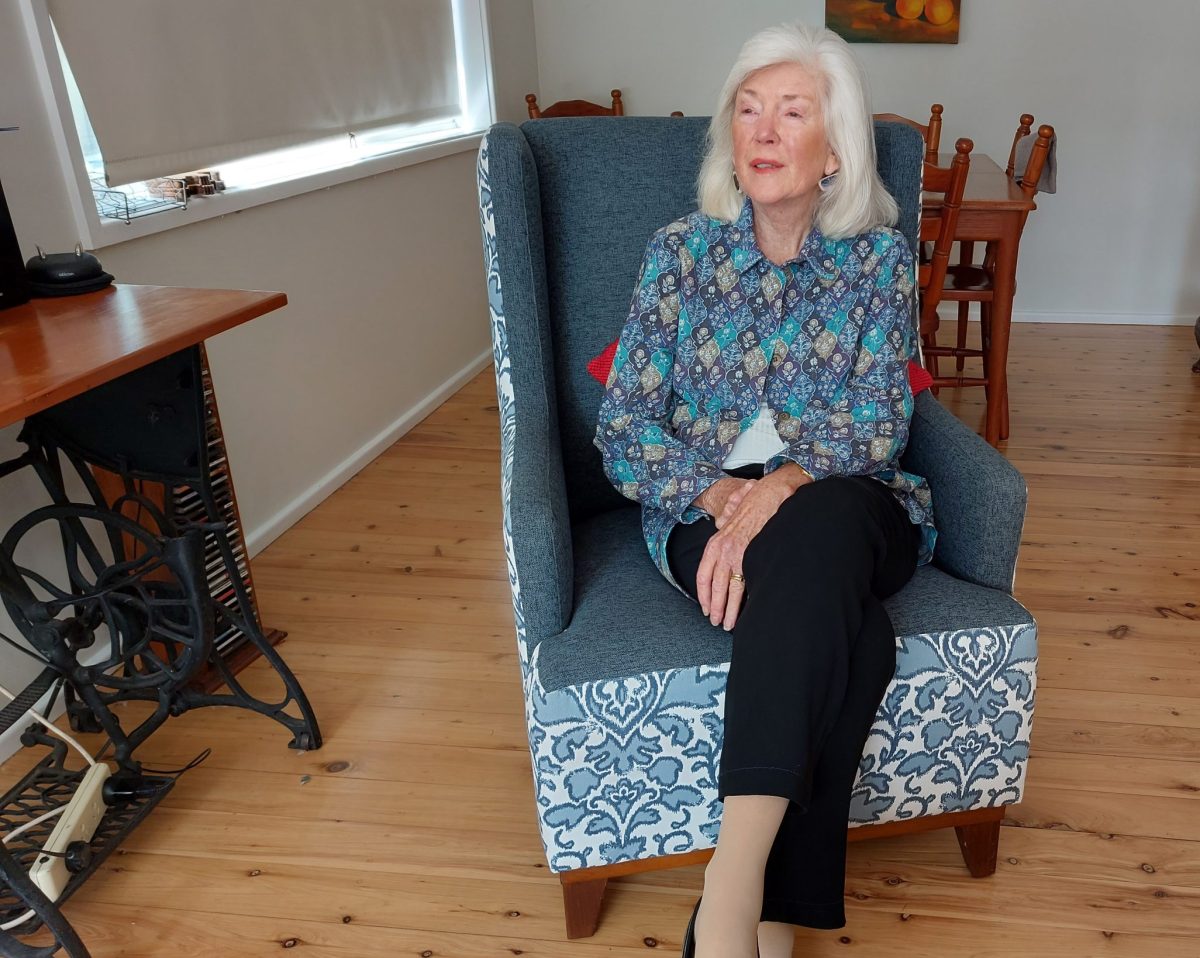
[27,763,111,902]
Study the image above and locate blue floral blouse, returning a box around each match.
[594,197,936,594]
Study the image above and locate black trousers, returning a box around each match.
[666,470,920,929]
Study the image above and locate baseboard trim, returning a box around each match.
[1013,310,1194,326]
[0,349,494,767]
[245,347,494,557]
[935,304,1195,326]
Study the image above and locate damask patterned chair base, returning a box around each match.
[477,117,1038,939]
[529,505,1035,936]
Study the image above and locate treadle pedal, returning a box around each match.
[27,763,111,902]
[0,667,58,737]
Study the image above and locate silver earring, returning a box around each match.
[818,172,838,193]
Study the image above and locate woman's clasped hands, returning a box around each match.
[694,463,812,631]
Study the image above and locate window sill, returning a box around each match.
[84,130,485,249]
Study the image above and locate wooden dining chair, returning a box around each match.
[874,104,943,165]
[950,113,1034,293]
[526,90,625,119]
[929,120,1054,438]
[918,138,972,374]
[1004,114,1036,177]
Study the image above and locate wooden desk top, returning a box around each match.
[0,284,287,429]
[926,152,1034,212]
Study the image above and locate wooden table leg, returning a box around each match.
[985,234,1019,446]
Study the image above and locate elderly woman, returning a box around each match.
[593,21,935,958]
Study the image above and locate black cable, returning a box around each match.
[104,739,208,807]
[140,747,211,778]
[132,484,148,535]
[0,630,49,666]
[41,675,63,722]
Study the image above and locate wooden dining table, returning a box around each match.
[923,151,1035,445]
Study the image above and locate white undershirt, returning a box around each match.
[722,401,786,469]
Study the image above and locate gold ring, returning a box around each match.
[729,573,746,585]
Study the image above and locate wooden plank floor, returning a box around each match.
[2,322,1198,956]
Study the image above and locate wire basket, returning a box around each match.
[91,177,186,224]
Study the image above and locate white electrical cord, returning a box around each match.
[0,909,35,931]
[0,681,96,769]
[0,681,98,934]
[1,806,68,931]
[2,806,66,847]
[0,678,111,935]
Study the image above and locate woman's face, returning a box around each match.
[732,62,839,221]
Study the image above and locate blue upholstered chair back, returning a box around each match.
[521,117,924,526]
[483,117,928,648]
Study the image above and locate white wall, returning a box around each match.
[489,0,542,128]
[531,0,1200,325]
[0,0,538,758]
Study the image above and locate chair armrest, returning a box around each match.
[479,124,575,654]
[902,391,1027,594]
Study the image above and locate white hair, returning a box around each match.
[697,21,898,238]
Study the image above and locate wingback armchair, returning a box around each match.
[476,117,1038,939]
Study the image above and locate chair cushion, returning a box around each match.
[945,264,993,292]
[585,339,619,385]
[536,505,1033,694]
[907,361,934,394]
[585,335,934,396]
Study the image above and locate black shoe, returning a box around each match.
[681,896,701,957]
[681,896,760,957]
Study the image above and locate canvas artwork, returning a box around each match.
[826,0,960,44]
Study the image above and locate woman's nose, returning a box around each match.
[753,115,777,142]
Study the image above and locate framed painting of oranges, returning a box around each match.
[825,0,960,43]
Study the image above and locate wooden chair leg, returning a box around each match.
[979,299,994,420]
[955,811,1004,878]
[922,332,940,380]
[921,328,941,396]
[561,876,607,939]
[956,302,969,375]
[979,300,1009,441]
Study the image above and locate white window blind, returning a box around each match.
[48,0,462,187]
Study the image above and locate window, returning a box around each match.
[21,0,494,247]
